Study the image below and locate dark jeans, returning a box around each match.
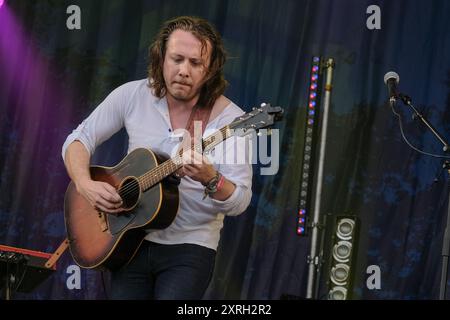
[110,241,216,300]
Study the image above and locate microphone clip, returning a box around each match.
[398,93,412,105]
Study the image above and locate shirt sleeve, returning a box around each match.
[61,83,131,161]
[208,134,253,217]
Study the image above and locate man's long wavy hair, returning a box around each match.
[148,16,228,109]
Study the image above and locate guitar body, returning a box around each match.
[64,148,179,270]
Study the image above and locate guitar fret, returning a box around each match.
[139,125,234,192]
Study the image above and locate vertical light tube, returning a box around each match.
[306,58,335,299]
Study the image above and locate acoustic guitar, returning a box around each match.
[64,103,283,270]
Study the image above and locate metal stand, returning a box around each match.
[0,252,27,300]
[397,93,450,299]
[5,267,18,300]
[440,164,450,300]
[306,58,335,299]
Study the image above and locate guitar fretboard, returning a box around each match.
[138,125,232,191]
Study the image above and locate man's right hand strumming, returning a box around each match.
[75,179,123,214]
[64,141,123,214]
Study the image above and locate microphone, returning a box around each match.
[383,71,400,107]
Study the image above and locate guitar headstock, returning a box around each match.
[229,103,284,136]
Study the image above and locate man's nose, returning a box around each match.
[178,61,190,78]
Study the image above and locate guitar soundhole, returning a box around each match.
[118,177,141,210]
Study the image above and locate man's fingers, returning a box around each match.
[174,168,185,178]
[95,203,123,214]
[101,182,123,203]
[95,195,122,211]
[183,165,198,175]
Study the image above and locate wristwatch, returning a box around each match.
[203,171,222,199]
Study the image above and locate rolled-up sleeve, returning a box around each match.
[61,84,129,161]
[209,134,253,216]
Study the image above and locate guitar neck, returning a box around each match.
[138,125,232,192]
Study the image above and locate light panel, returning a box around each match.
[297,56,322,236]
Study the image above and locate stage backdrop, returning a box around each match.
[1,0,450,299]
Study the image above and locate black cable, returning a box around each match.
[390,103,450,159]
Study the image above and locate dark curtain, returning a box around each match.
[1,0,450,300]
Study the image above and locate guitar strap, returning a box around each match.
[185,104,212,137]
[182,103,213,153]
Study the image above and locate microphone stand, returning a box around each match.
[397,93,450,299]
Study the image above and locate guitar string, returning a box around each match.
[117,152,183,198]
[119,122,250,197]
[125,137,204,194]
[118,117,251,198]
[118,125,232,197]
[118,141,206,198]
[118,114,256,199]
[137,124,238,189]
[135,126,229,190]
[118,131,211,197]
[117,126,231,199]
[117,146,190,198]
[133,126,229,190]
[137,125,231,186]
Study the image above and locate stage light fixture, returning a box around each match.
[336,218,355,240]
[296,56,322,236]
[327,216,359,299]
[330,263,350,285]
[328,286,347,300]
[332,240,352,263]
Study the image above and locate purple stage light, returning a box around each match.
[0,0,4,9]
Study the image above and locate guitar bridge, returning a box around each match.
[97,211,109,232]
